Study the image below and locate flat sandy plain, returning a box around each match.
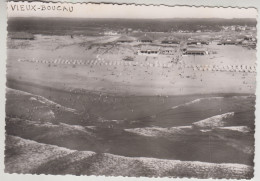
[5,33,256,178]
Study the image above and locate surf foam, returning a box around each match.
[125,126,192,137]
[7,87,78,114]
[171,97,224,109]
[217,126,251,133]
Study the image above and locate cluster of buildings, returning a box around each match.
[116,34,181,44]
[115,34,181,56]
[221,25,256,32]
[115,34,211,56]
[104,31,119,36]
[217,35,257,49]
[187,38,209,46]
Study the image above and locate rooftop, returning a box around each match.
[186,47,207,52]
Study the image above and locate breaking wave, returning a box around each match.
[125,126,192,137]
[6,117,94,138]
[171,97,224,109]
[171,95,254,110]
[217,126,251,133]
[7,87,78,114]
[231,95,255,99]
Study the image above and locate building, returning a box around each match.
[138,45,160,56]
[160,46,177,55]
[137,34,153,43]
[9,32,35,40]
[161,37,180,45]
[187,40,209,45]
[104,31,118,36]
[219,39,237,45]
[116,35,135,43]
[184,47,208,55]
[187,41,199,45]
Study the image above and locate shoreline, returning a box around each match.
[6,78,256,98]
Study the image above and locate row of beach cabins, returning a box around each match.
[17,58,256,73]
[116,33,256,53]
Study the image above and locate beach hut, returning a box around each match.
[138,45,160,56]
[160,46,177,55]
[220,39,237,45]
[185,47,208,55]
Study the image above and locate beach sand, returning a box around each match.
[6,34,256,96]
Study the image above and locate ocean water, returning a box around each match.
[6,80,255,167]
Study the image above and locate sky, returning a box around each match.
[7,1,258,19]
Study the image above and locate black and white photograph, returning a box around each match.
[4,1,257,179]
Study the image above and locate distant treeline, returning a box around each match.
[8,17,257,35]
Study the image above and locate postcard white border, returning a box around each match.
[0,0,259,181]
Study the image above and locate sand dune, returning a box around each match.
[192,112,235,129]
[5,135,253,179]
